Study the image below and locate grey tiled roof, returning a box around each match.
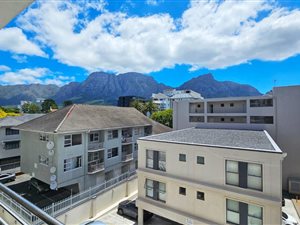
[140,128,281,152]
[0,114,44,127]
[17,104,171,134]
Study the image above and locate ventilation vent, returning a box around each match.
[289,178,300,195]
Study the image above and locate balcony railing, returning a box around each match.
[122,137,133,144]
[122,153,133,162]
[87,161,104,174]
[88,142,104,151]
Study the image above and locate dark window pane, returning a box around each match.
[197,156,205,164]
[179,154,186,162]
[72,134,82,145]
[179,187,186,195]
[197,191,205,200]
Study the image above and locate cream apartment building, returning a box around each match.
[137,128,285,225]
[17,104,171,192]
[173,85,300,191]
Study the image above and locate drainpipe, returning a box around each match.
[0,182,63,225]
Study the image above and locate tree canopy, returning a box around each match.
[63,100,73,107]
[41,99,58,113]
[150,109,173,128]
[22,103,41,114]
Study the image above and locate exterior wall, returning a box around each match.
[20,125,146,191]
[137,139,283,225]
[0,127,21,163]
[273,86,300,190]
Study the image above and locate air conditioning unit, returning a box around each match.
[289,178,300,195]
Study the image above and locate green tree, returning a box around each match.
[130,100,144,113]
[41,99,58,113]
[151,109,173,128]
[2,106,20,113]
[22,103,41,114]
[143,101,158,115]
[63,100,73,107]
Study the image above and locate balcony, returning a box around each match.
[88,142,104,151]
[122,136,133,144]
[122,153,133,162]
[88,161,104,174]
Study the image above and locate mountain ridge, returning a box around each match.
[0,72,261,106]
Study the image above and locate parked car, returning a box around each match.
[28,178,50,194]
[117,200,153,221]
[0,173,16,183]
[80,220,106,225]
[282,211,299,225]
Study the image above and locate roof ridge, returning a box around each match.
[54,104,76,133]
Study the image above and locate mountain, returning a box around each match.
[178,73,261,98]
[0,72,261,106]
[0,84,59,106]
[54,72,171,104]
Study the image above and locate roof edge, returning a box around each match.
[54,104,76,133]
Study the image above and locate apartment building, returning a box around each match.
[137,128,285,225]
[152,89,203,110]
[17,104,171,192]
[173,85,300,191]
[0,114,43,169]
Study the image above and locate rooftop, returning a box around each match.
[140,127,281,153]
[16,104,172,134]
[0,114,44,127]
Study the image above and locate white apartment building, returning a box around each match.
[152,89,203,110]
[173,85,300,191]
[17,104,171,192]
[0,114,43,170]
[137,128,285,225]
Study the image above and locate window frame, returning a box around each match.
[197,156,205,165]
[146,150,166,172]
[196,191,205,200]
[5,128,19,136]
[179,153,186,162]
[4,141,20,150]
[64,134,82,147]
[107,147,119,159]
[179,187,186,196]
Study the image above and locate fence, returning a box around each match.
[0,170,136,225]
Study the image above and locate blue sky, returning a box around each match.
[0,0,300,94]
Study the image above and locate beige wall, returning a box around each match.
[137,139,283,225]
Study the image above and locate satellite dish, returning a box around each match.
[46,141,55,150]
[50,175,57,182]
[48,149,54,156]
[50,167,56,173]
[50,181,57,190]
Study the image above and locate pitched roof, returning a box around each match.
[140,127,282,153]
[0,114,44,127]
[16,104,170,134]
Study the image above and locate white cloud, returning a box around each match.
[0,65,11,72]
[0,27,46,57]
[0,68,75,86]
[15,0,300,73]
[12,54,28,63]
[145,0,160,6]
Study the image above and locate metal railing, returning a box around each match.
[88,142,104,151]
[0,170,136,225]
[121,136,133,144]
[122,153,133,162]
[0,161,20,172]
[87,161,105,174]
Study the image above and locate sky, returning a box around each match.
[0,0,300,94]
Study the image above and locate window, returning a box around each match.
[145,179,166,202]
[64,156,82,172]
[107,147,118,158]
[5,128,19,136]
[89,132,99,142]
[197,104,201,108]
[39,134,48,141]
[134,128,141,136]
[221,118,225,122]
[179,154,186,162]
[4,141,20,150]
[226,199,263,225]
[189,116,204,122]
[196,191,205,200]
[179,187,186,195]
[250,116,273,124]
[39,155,49,166]
[146,150,166,171]
[134,143,138,151]
[230,103,234,107]
[250,99,273,107]
[108,130,118,140]
[226,160,262,191]
[230,118,235,122]
[197,156,205,164]
[64,134,82,147]
[221,103,225,107]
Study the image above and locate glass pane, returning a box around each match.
[248,163,262,176]
[227,199,239,212]
[248,176,262,190]
[146,180,154,197]
[248,205,262,218]
[159,182,166,201]
[227,211,240,224]
[226,161,239,173]
[248,216,262,225]
[197,156,204,164]
[146,150,154,168]
[226,173,239,186]
[159,152,166,171]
